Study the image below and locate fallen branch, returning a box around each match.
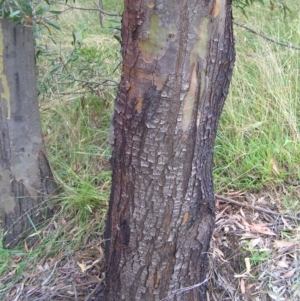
[12,283,24,301]
[159,277,209,301]
[215,194,300,222]
[41,261,59,286]
[84,282,102,301]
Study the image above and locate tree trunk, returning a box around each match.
[0,20,57,249]
[103,0,235,300]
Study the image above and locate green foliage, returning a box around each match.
[242,240,271,267]
[0,245,10,276]
[250,250,270,265]
[233,0,291,17]
[0,0,61,30]
[233,0,264,8]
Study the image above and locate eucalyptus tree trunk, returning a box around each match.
[103,0,235,300]
[0,20,57,249]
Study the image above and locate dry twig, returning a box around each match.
[233,21,300,51]
[215,194,300,222]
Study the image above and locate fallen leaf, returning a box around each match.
[228,190,243,197]
[245,257,251,274]
[234,273,245,278]
[246,283,255,290]
[267,291,283,300]
[271,158,280,175]
[257,196,266,204]
[240,278,246,294]
[53,220,58,229]
[216,207,230,220]
[214,247,225,258]
[24,241,29,253]
[231,219,246,230]
[282,268,296,279]
[272,279,283,284]
[277,261,289,268]
[77,261,87,273]
[241,219,250,230]
[274,240,297,250]
[43,262,50,271]
[240,208,245,218]
[240,233,259,239]
[281,216,293,231]
[249,237,261,247]
[249,223,276,236]
[277,256,289,268]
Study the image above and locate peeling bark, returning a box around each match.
[103,0,235,300]
[0,20,57,249]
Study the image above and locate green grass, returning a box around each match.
[214,1,300,191]
[1,0,300,297]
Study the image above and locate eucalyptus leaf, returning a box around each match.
[43,18,60,30]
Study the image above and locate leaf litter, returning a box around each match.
[0,187,299,300]
[208,187,300,301]
[0,213,105,301]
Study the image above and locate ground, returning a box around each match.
[1,187,299,300]
[209,188,300,301]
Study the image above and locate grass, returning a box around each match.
[214,1,300,191]
[0,0,300,299]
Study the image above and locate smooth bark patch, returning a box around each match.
[190,17,209,65]
[212,0,221,17]
[0,24,11,119]
[182,66,198,131]
[138,14,177,63]
[182,212,189,225]
[0,20,56,249]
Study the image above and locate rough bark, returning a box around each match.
[103,0,235,300]
[0,20,57,249]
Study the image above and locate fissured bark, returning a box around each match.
[103,0,235,300]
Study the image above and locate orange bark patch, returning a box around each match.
[212,0,221,18]
[182,212,189,225]
[123,66,151,112]
[123,65,153,82]
[135,97,144,113]
[123,65,168,113]
[154,73,168,91]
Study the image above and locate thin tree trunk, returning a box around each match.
[0,20,57,249]
[98,0,103,28]
[103,0,235,300]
